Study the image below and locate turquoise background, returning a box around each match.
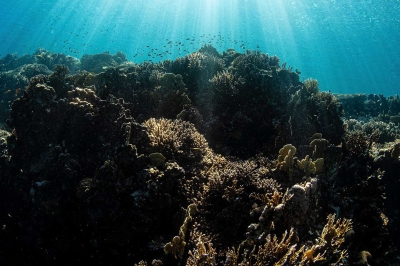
[0,0,399,94]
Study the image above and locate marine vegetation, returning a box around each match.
[0,45,399,265]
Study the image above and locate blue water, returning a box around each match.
[1,0,399,95]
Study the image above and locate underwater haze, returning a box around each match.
[1,0,399,95]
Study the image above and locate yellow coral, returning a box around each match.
[164,203,197,259]
[319,214,352,249]
[143,118,212,157]
[278,144,296,175]
[223,213,350,265]
[186,235,217,266]
[297,155,316,177]
[67,88,97,112]
[297,156,324,177]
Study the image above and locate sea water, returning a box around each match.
[0,0,399,95]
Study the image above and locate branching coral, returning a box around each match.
[186,234,217,266]
[143,118,212,162]
[255,228,302,265]
[303,78,319,94]
[318,214,352,250]
[219,213,351,265]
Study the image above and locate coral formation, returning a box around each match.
[310,135,329,160]
[164,203,197,259]
[0,45,399,265]
[277,144,296,175]
[80,51,127,73]
[297,155,317,177]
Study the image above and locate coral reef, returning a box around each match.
[80,51,127,73]
[0,45,399,265]
[336,93,400,120]
[34,48,81,73]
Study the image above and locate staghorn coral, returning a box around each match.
[303,78,319,94]
[186,234,217,266]
[345,118,363,131]
[204,49,302,157]
[219,213,351,265]
[197,44,221,58]
[318,214,352,250]
[253,228,305,265]
[143,118,212,163]
[176,105,204,131]
[255,187,292,226]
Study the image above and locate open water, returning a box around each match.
[0,0,399,94]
